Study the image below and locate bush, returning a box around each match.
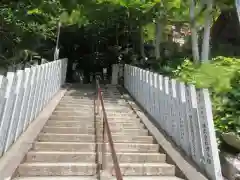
[172,56,240,146]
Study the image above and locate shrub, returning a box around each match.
[172,56,240,146]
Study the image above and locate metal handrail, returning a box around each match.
[95,77,123,180]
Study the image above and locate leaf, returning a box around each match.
[27,8,42,15]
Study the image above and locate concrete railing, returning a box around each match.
[0,58,67,157]
[124,64,223,180]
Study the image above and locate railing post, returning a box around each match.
[185,85,204,167]
[16,68,31,139]
[4,70,24,152]
[96,80,100,115]
[169,79,178,143]
[176,81,190,155]
[97,94,100,115]
[101,114,106,170]
[149,72,154,115]
[26,66,38,126]
[139,69,143,105]
[196,89,222,179]
[0,72,17,156]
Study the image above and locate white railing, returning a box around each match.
[0,58,67,157]
[124,64,223,180]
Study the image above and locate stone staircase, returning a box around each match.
[12,85,183,180]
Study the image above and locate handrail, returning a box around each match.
[95,76,123,180]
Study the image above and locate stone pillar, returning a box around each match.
[111,64,119,85]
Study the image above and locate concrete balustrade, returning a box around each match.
[0,58,67,157]
[123,64,223,180]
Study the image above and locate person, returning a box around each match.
[90,72,93,83]
[95,71,102,82]
[103,68,107,79]
[72,61,78,82]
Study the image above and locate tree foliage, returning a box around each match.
[0,0,234,64]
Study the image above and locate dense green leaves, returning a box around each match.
[173,56,240,146]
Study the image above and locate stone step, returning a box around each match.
[52,111,94,116]
[64,92,95,95]
[63,93,93,97]
[102,96,121,98]
[60,100,127,105]
[60,100,126,108]
[65,92,94,95]
[58,104,94,108]
[56,105,129,110]
[13,177,96,180]
[61,98,94,102]
[101,115,138,119]
[104,105,129,108]
[48,117,140,123]
[54,109,94,114]
[55,106,131,111]
[52,112,137,118]
[26,151,166,163]
[47,119,141,125]
[13,177,183,180]
[52,112,136,118]
[63,95,94,98]
[106,104,129,107]
[102,102,127,104]
[17,162,174,176]
[61,100,95,104]
[60,99,94,103]
[64,96,122,99]
[54,109,94,113]
[56,105,130,111]
[106,112,135,115]
[48,116,139,122]
[104,118,140,122]
[50,115,137,120]
[110,163,175,176]
[105,108,131,112]
[102,99,125,102]
[57,104,129,109]
[45,121,95,128]
[33,142,159,152]
[45,121,144,129]
[59,103,129,108]
[26,151,96,163]
[45,124,144,131]
[102,91,119,93]
[59,101,94,105]
[49,115,94,121]
[17,163,96,176]
[42,127,149,135]
[66,90,95,93]
[64,95,96,98]
[101,96,123,98]
[38,133,153,143]
[97,123,144,129]
[38,133,95,142]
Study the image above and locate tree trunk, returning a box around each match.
[140,26,145,58]
[190,0,200,63]
[201,0,213,62]
[155,21,161,59]
[140,26,145,64]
